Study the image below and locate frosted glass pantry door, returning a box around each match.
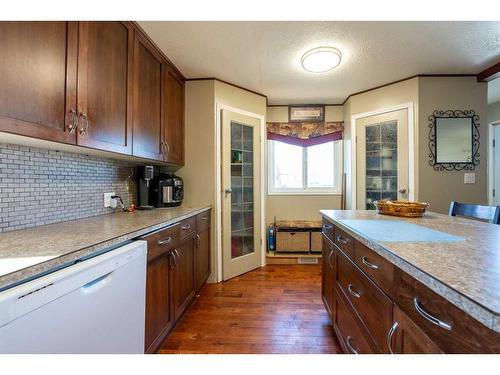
[356,109,408,210]
[221,109,262,281]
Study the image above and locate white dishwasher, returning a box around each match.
[0,240,147,354]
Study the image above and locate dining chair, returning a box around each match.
[448,201,500,224]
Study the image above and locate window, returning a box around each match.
[268,140,342,194]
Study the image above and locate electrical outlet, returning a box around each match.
[104,192,116,208]
[464,173,475,184]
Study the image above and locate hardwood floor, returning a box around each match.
[157,264,342,354]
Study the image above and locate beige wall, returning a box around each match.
[418,77,488,213]
[342,78,419,208]
[341,76,488,213]
[265,105,343,224]
[215,81,267,117]
[178,80,266,281]
[488,100,500,124]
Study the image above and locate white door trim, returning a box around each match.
[350,102,416,209]
[215,103,266,283]
[488,120,500,205]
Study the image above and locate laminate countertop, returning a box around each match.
[0,205,212,291]
[320,209,500,333]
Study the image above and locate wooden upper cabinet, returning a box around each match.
[76,22,133,154]
[163,68,185,165]
[132,32,163,161]
[0,22,78,143]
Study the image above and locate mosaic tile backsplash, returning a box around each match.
[0,143,137,233]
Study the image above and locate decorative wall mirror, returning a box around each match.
[428,110,480,171]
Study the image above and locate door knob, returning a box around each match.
[398,188,407,194]
[224,188,232,195]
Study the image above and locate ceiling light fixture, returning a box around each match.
[301,47,342,73]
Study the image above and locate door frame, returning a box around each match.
[215,103,266,283]
[349,102,416,209]
[488,120,500,205]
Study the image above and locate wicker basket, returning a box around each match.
[375,200,429,218]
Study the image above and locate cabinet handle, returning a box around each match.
[328,250,334,269]
[387,321,398,354]
[174,249,180,268]
[79,112,89,136]
[158,236,172,246]
[68,109,78,134]
[322,224,332,231]
[168,252,176,270]
[346,336,358,354]
[336,236,349,245]
[413,298,452,331]
[347,283,361,298]
[165,142,170,154]
[181,224,191,231]
[196,233,201,246]
[361,256,379,270]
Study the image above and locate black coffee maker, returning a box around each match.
[137,166,155,210]
[150,174,184,207]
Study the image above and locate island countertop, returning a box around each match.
[320,209,500,333]
[0,205,212,291]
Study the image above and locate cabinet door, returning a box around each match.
[132,32,163,161]
[163,68,184,165]
[389,306,443,354]
[145,252,175,353]
[0,22,78,143]
[321,236,335,319]
[195,226,211,292]
[173,235,196,320]
[76,21,133,154]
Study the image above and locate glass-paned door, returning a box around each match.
[222,109,261,280]
[356,109,408,210]
[230,122,255,258]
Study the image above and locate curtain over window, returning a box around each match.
[266,121,344,147]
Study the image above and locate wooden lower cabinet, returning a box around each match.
[172,233,196,321]
[334,288,376,354]
[142,211,211,353]
[389,306,443,354]
[195,214,211,292]
[321,235,335,320]
[145,248,175,352]
[321,219,500,354]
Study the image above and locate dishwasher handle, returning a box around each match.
[81,271,114,294]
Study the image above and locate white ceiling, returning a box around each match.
[139,21,500,105]
[488,77,500,104]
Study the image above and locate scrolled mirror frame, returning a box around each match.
[428,109,480,171]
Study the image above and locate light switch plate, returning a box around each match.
[464,173,475,184]
[104,192,116,208]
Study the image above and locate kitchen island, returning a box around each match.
[320,209,500,353]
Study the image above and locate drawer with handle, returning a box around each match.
[196,211,211,231]
[140,224,180,262]
[334,226,354,259]
[337,250,393,351]
[395,270,500,353]
[179,216,196,239]
[354,241,395,298]
[322,219,335,243]
[334,288,376,354]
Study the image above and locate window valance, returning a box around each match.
[267,121,344,147]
